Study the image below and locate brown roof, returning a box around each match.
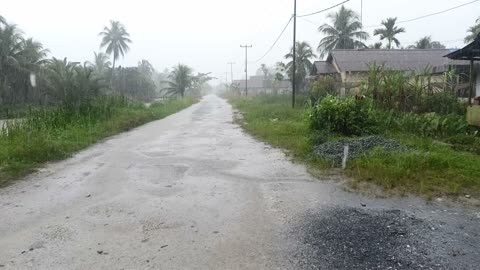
[325,49,469,74]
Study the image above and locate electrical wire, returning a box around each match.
[364,0,480,28]
[297,0,351,18]
[250,16,293,63]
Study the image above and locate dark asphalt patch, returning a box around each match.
[292,207,440,270]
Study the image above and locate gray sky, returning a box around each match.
[2,0,479,84]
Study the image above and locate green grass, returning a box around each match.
[229,94,480,199]
[0,97,197,186]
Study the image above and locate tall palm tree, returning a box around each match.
[163,64,194,98]
[86,52,111,74]
[465,17,480,43]
[285,41,316,91]
[317,6,368,58]
[408,36,446,49]
[373,18,405,49]
[99,20,131,77]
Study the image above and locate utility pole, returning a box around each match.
[240,45,252,96]
[361,0,363,25]
[292,0,297,108]
[227,62,235,84]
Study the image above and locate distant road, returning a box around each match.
[0,95,479,269]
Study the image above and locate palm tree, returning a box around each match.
[373,18,405,49]
[465,17,480,43]
[285,41,316,91]
[163,64,194,98]
[408,36,446,49]
[99,20,132,77]
[87,52,111,74]
[317,6,368,58]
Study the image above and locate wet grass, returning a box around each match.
[229,94,480,199]
[0,97,197,187]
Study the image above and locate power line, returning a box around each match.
[251,16,293,63]
[364,0,480,28]
[297,0,351,18]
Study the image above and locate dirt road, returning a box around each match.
[0,95,479,269]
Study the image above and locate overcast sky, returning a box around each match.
[2,0,479,84]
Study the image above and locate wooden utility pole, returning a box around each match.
[240,45,252,96]
[292,0,297,108]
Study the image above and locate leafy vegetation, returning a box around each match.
[317,6,368,57]
[373,18,405,49]
[465,17,480,43]
[230,94,480,198]
[309,96,377,136]
[284,41,316,91]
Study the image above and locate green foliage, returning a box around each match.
[362,64,464,115]
[309,76,337,103]
[44,58,107,108]
[373,17,405,49]
[376,110,471,138]
[317,5,369,57]
[229,94,480,198]
[309,96,377,136]
[284,41,316,92]
[112,66,156,101]
[99,20,131,71]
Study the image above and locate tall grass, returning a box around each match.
[0,96,196,186]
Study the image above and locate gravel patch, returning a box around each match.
[314,136,404,164]
[291,207,441,270]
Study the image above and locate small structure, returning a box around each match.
[312,49,470,95]
[445,33,480,105]
[233,76,291,95]
[445,33,480,126]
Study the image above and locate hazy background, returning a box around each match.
[3,0,479,84]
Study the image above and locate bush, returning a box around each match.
[418,92,465,115]
[309,76,337,104]
[375,110,471,138]
[308,95,378,136]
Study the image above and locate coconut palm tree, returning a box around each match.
[317,6,368,58]
[285,41,316,91]
[408,36,446,49]
[99,20,131,77]
[373,18,405,49]
[163,64,194,98]
[465,17,480,43]
[87,52,111,74]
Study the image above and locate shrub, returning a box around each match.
[309,76,337,104]
[375,110,471,138]
[308,95,378,136]
[418,92,465,115]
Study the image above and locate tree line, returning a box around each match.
[0,16,212,109]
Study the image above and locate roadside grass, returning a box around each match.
[0,97,197,187]
[229,94,480,199]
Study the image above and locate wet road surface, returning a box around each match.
[0,95,479,269]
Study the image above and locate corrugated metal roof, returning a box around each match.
[327,49,469,73]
